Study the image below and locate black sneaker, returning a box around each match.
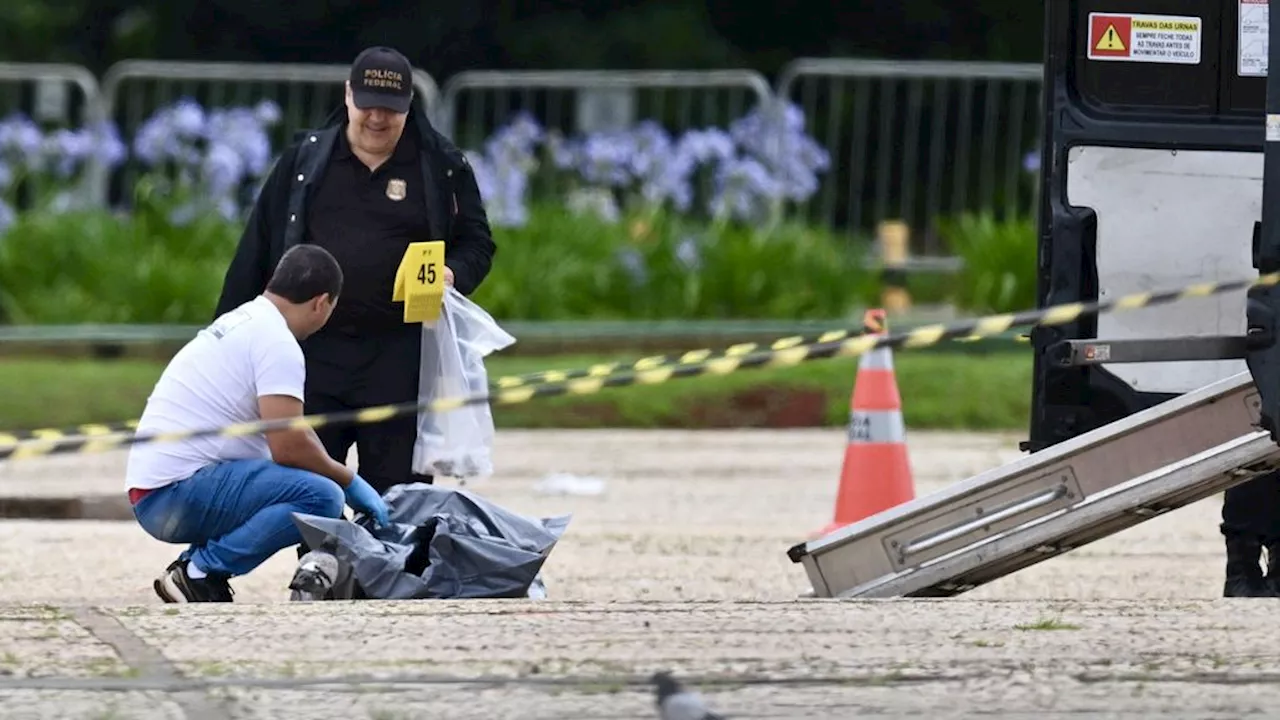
[153,560,234,603]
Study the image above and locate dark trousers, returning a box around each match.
[1222,470,1280,541]
[301,324,434,495]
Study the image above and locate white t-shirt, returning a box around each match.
[125,295,306,490]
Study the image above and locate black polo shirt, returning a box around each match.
[305,126,433,334]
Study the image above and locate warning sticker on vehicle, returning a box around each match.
[1239,0,1268,77]
[1086,12,1202,65]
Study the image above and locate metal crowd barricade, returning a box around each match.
[775,58,1044,259]
[94,60,442,204]
[0,63,104,210]
[0,63,101,125]
[0,57,1046,264]
[436,69,774,198]
[437,69,773,142]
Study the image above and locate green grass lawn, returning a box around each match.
[0,349,1035,433]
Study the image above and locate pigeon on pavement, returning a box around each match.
[651,670,726,720]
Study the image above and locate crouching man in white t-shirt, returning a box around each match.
[125,244,391,603]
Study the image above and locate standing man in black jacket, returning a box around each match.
[213,46,496,494]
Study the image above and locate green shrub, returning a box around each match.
[0,178,238,324]
[0,99,1039,326]
[0,200,1041,325]
[0,199,881,325]
[937,212,1039,315]
[470,203,880,320]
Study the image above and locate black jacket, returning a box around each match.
[212,103,497,318]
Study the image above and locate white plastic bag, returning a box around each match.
[412,286,516,479]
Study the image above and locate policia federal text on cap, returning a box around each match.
[213,46,497,494]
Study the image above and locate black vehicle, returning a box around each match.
[790,0,1280,600]
[1028,0,1273,454]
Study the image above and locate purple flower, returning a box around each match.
[674,235,701,271]
[566,187,620,224]
[88,121,127,170]
[133,99,205,167]
[169,99,206,137]
[709,156,785,223]
[131,99,281,220]
[216,195,239,221]
[483,112,542,172]
[465,150,495,200]
[495,112,543,151]
[729,100,830,203]
[205,106,276,177]
[35,121,127,180]
[466,150,527,227]
[626,121,671,177]
[253,100,282,127]
[462,113,550,228]
[42,129,93,178]
[545,131,580,171]
[1023,150,1041,173]
[615,247,646,285]
[0,114,43,172]
[626,122,697,211]
[0,198,14,234]
[639,155,695,211]
[456,102,832,227]
[131,119,174,166]
[491,162,530,227]
[577,130,635,187]
[564,121,702,209]
[676,128,735,166]
[202,142,245,197]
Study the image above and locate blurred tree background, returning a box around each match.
[0,0,1045,79]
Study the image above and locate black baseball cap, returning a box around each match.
[349,46,414,113]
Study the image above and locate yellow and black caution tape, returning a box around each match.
[0,420,140,447]
[0,318,1030,447]
[1,270,1274,463]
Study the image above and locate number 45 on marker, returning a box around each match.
[393,240,446,324]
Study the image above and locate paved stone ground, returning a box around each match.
[0,429,1267,718]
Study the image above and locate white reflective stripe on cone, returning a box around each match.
[858,346,895,371]
[848,409,906,444]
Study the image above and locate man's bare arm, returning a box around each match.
[258,394,355,487]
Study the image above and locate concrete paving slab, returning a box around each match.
[0,605,132,679]
[0,428,1021,499]
[0,428,1254,717]
[0,430,1232,604]
[0,691,186,720]
[2,600,1280,718]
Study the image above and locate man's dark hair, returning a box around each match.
[266,245,343,304]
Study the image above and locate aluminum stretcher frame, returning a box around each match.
[787,371,1276,598]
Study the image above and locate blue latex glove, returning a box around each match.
[344,474,390,528]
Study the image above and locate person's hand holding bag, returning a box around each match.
[344,474,391,528]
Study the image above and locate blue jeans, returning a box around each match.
[132,458,346,577]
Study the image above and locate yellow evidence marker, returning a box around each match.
[392,240,446,323]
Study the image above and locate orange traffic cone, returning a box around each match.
[816,309,915,537]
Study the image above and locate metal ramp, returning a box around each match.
[787,371,1280,598]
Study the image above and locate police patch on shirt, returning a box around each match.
[386,178,407,201]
